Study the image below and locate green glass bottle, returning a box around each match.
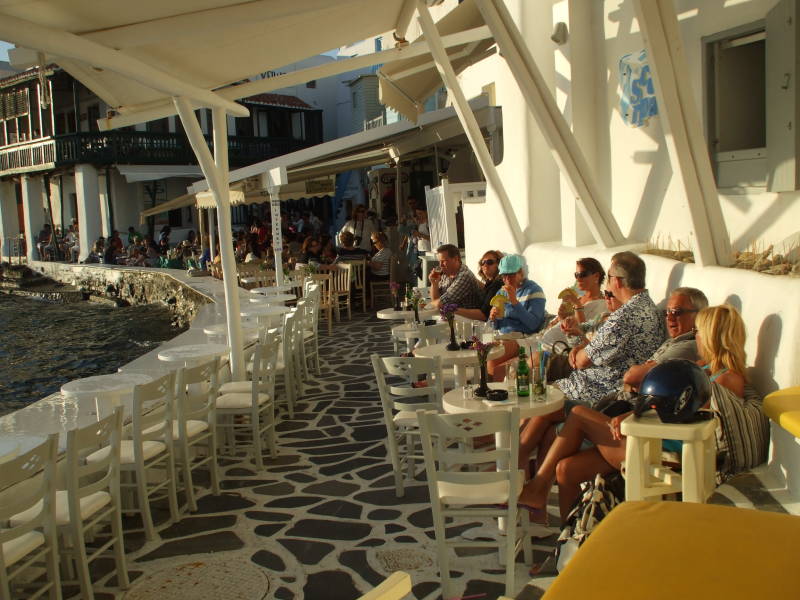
[516,346,530,397]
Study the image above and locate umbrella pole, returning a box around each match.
[175,98,245,380]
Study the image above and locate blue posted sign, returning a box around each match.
[619,49,658,127]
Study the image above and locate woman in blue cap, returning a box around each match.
[487,253,546,380]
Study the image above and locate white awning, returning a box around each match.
[117,164,203,183]
[379,0,495,122]
[189,95,500,196]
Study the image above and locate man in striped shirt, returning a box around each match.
[429,244,482,309]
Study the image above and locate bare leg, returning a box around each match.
[487,340,519,382]
[518,410,564,479]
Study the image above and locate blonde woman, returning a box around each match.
[694,304,746,398]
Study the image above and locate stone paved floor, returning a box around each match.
[75,311,796,600]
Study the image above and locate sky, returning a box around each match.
[0,41,11,61]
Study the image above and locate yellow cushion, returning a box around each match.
[763,387,800,436]
[542,501,800,600]
[1,531,44,566]
[11,490,110,527]
[86,440,166,465]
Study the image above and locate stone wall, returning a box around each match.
[29,262,211,327]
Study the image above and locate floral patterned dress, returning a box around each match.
[556,290,665,407]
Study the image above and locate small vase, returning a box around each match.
[393,293,402,311]
[446,320,460,351]
[413,305,420,323]
[474,362,490,397]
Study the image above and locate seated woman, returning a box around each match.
[486,254,546,381]
[455,250,504,321]
[540,258,606,350]
[300,237,323,265]
[335,231,370,263]
[369,232,392,280]
[517,304,746,524]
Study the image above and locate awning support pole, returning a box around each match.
[198,207,207,258]
[474,0,623,248]
[415,0,523,253]
[633,0,731,267]
[174,97,245,379]
[265,168,286,286]
[209,207,217,263]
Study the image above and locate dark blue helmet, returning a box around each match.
[634,359,711,423]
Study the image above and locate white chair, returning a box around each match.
[174,358,222,512]
[356,571,411,600]
[299,288,321,375]
[308,273,334,335]
[216,337,279,470]
[342,258,367,312]
[331,262,353,321]
[275,311,303,417]
[0,434,60,600]
[415,322,450,347]
[371,354,444,497]
[417,406,532,598]
[87,373,179,541]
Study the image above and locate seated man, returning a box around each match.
[429,243,482,310]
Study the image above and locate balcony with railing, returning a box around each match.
[0,131,316,177]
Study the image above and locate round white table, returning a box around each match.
[376,307,437,323]
[414,342,504,388]
[240,304,291,327]
[203,322,260,345]
[0,439,20,464]
[157,343,230,367]
[251,284,294,295]
[61,372,154,420]
[248,293,296,305]
[442,381,564,417]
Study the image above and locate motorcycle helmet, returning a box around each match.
[634,359,711,423]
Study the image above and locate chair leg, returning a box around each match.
[504,504,517,597]
[431,503,452,599]
[253,409,264,470]
[70,521,95,600]
[165,454,180,524]
[110,503,130,590]
[267,404,278,457]
[209,430,221,496]
[44,522,62,600]
[181,447,197,513]
[135,468,157,541]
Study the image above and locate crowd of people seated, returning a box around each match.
[415,244,764,559]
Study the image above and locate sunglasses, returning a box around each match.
[666,307,699,318]
[480,259,497,266]
[574,270,591,278]
[603,290,615,299]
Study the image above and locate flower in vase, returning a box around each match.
[439,302,459,322]
[469,335,498,365]
[389,281,400,295]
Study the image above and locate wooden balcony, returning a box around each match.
[0,131,316,177]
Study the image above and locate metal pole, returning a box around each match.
[209,207,217,262]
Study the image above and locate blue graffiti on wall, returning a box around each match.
[619,49,658,127]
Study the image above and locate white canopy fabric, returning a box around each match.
[0,0,413,120]
[378,0,495,122]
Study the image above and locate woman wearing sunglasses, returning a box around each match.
[455,250,504,321]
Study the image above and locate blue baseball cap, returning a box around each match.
[499,254,526,275]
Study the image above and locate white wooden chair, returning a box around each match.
[216,336,279,470]
[174,358,222,512]
[342,258,367,312]
[308,273,334,335]
[87,373,180,541]
[371,354,444,497]
[356,571,412,600]
[299,287,321,375]
[0,434,60,600]
[331,262,353,321]
[417,406,532,598]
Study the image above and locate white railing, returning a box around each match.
[364,114,385,131]
[0,138,56,176]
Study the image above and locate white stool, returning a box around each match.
[620,410,717,503]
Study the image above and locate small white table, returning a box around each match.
[442,381,565,418]
[61,372,154,420]
[376,307,437,324]
[249,293,296,305]
[414,342,504,388]
[251,284,294,295]
[0,439,20,464]
[240,304,291,328]
[157,343,230,367]
[203,322,260,344]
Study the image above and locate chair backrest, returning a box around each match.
[131,372,176,458]
[371,354,444,413]
[308,273,332,306]
[417,407,520,487]
[295,299,314,333]
[342,259,366,291]
[332,263,352,294]
[415,322,450,347]
[283,309,305,382]
[0,434,59,547]
[303,286,321,334]
[175,357,220,433]
[251,334,280,400]
[65,407,123,508]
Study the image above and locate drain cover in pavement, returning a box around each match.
[124,557,270,599]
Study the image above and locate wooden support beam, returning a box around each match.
[416,0,523,252]
[474,0,623,248]
[633,0,733,266]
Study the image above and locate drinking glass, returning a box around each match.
[462,383,474,400]
[506,367,517,399]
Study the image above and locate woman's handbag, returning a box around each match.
[546,340,573,383]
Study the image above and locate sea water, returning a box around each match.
[0,295,184,416]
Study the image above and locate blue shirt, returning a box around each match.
[493,279,546,335]
[557,290,665,406]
